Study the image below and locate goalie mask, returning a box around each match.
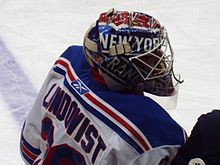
[83,9,182,97]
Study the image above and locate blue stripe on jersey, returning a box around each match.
[21,134,41,155]
[20,150,33,164]
[53,66,145,154]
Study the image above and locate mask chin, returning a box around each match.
[143,74,181,110]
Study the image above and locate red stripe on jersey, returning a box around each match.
[55,60,75,81]
[20,141,38,161]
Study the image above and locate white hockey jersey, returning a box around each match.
[20,46,187,165]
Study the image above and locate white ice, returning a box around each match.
[0,0,220,164]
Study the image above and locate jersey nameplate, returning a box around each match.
[43,84,107,164]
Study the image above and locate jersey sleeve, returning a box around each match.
[20,68,56,164]
[19,46,83,164]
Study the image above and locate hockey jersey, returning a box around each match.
[20,45,187,165]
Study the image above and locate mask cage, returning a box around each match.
[128,31,174,81]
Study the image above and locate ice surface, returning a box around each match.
[0,0,220,164]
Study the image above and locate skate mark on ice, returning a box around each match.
[0,37,37,127]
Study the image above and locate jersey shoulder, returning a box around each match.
[96,90,186,147]
[53,45,186,152]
